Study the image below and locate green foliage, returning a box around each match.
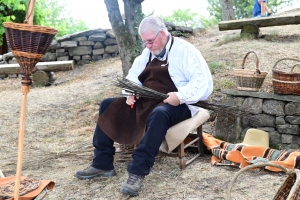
[207,0,294,20]
[207,0,222,20]
[161,9,202,28]
[34,0,89,37]
[0,0,27,45]
[200,16,219,29]
[214,78,235,90]
[0,0,89,46]
[208,61,226,74]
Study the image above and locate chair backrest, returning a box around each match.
[160,108,210,153]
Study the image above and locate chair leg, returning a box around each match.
[197,125,205,156]
[178,141,186,169]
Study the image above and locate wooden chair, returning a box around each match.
[158,108,210,169]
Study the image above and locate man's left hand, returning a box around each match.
[163,92,180,106]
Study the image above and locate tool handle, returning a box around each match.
[130,96,136,109]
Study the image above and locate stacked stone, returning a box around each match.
[1,23,203,66]
[43,28,119,65]
[213,90,300,149]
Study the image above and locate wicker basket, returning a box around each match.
[226,163,300,200]
[272,58,300,95]
[3,22,58,85]
[233,51,268,92]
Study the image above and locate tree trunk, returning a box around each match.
[221,0,235,21]
[104,0,144,77]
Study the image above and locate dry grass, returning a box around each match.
[0,12,299,199]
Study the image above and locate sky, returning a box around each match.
[63,0,300,29]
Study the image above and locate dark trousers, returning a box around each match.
[91,97,191,175]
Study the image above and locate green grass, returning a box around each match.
[208,61,226,74]
[214,78,235,91]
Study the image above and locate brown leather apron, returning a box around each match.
[98,37,177,145]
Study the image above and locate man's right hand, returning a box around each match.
[126,95,136,106]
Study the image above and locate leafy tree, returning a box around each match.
[201,16,219,29]
[162,9,202,28]
[207,0,294,20]
[0,0,27,45]
[34,0,89,37]
[0,0,89,46]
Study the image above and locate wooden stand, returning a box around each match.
[13,0,36,199]
[14,86,30,199]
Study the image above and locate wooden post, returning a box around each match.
[27,0,36,25]
[13,86,30,199]
[14,0,36,199]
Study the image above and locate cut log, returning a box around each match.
[32,71,57,87]
[219,15,300,31]
[0,60,74,75]
[32,71,51,87]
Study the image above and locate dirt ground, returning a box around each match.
[1,10,300,200]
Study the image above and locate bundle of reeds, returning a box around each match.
[114,78,253,118]
[114,77,168,99]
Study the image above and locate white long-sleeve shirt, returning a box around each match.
[126,36,213,116]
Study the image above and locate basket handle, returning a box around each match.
[241,51,261,74]
[226,163,289,200]
[291,64,300,72]
[23,0,36,24]
[272,58,300,72]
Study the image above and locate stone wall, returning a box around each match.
[43,28,119,65]
[0,22,200,67]
[213,89,300,150]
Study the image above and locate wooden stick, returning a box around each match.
[14,0,35,199]
[14,86,30,199]
[27,0,36,24]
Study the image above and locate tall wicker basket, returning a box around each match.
[3,22,58,85]
[233,51,268,92]
[2,2,58,198]
[272,58,300,95]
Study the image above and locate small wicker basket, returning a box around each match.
[272,58,300,95]
[233,51,268,92]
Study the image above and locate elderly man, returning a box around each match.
[75,15,213,196]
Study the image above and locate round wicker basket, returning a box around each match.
[233,51,268,92]
[3,22,58,85]
[272,58,300,95]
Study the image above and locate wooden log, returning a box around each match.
[32,71,50,87]
[219,15,300,31]
[0,60,74,75]
[32,71,57,87]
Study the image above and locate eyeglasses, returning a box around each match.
[142,31,160,46]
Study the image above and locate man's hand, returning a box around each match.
[126,95,136,106]
[163,92,180,106]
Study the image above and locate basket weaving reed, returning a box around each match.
[272,58,300,95]
[233,51,268,92]
[114,77,256,120]
[3,22,58,85]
